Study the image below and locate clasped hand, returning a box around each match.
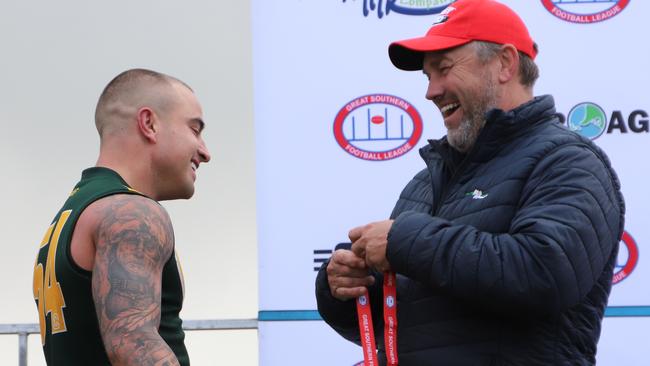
[327,219,394,301]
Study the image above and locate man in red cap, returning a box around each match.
[316,1,625,365]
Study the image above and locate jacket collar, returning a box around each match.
[420,95,559,166]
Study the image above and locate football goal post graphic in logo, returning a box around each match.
[541,0,630,24]
[333,94,423,161]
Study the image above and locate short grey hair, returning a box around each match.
[472,41,539,88]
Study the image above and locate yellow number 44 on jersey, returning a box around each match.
[33,210,71,345]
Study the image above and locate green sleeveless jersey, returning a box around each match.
[32,167,189,365]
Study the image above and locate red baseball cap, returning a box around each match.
[388,0,537,71]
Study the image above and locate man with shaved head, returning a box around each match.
[33,69,210,365]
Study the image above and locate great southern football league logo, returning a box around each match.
[333,94,423,161]
[613,231,639,285]
[541,0,630,24]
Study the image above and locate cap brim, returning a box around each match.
[388,35,471,71]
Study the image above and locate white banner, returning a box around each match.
[254,1,649,364]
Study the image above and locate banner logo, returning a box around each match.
[613,231,639,285]
[561,102,649,140]
[541,0,630,24]
[334,94,422,161]
[333,94,423,161]
[343,0,454,18]
[567,102,607,139]
[313,249,333,272]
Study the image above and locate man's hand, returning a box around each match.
[349,219,394,272]
[327,249,375,301]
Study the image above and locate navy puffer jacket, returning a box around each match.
[316,95,625,366]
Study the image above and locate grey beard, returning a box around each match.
[447,77,498,153]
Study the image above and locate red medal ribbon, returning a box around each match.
[356,271,398,366]
[356,294,377,366]
[383,271,398,366]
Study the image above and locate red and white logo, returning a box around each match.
[541,0,630,24]
[613,231,639,285]
[333,94,423,161]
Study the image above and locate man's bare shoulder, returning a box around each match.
[83,194,173,243]
[91,194,175,265]
[72,193,173,271]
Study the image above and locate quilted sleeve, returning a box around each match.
[386,142,625,316]
[315,260,384,344]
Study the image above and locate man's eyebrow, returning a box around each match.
[190,118,205,132]
[423,54,452,72]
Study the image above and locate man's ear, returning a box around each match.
[136,107,158,143]
[497,44,520,84]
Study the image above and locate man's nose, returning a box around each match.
[425,74,444,101]
[198,141,211,163]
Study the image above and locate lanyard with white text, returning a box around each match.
[356,292,377,366]
[356,271,398,366]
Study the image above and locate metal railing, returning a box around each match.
[0,319,258,366]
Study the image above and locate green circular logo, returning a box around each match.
[567,102,607,140]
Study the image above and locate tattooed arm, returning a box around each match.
[91,194,180,366]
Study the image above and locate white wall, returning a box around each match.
[0,1,257,365]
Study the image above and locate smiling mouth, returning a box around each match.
[191,162,198,171]
[440,102,460,118]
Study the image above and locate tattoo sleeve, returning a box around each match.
[92,195,180,366]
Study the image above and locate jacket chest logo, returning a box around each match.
[466,189,488,200]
